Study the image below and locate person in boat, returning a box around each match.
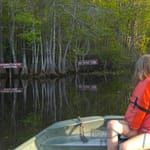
[107,54,150,150]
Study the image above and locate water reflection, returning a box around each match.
[0,74,131,150]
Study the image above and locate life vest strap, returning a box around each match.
[131,97,150,114]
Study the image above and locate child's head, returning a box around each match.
[133,54,150,85]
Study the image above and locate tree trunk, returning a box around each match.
[9,0,17,63]
[50,1,57,75]
[0,0,4,63]
[58,18,63,73]
[21,39,28,75]
[62,0,77,73]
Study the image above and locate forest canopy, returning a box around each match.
[0,0,150,76]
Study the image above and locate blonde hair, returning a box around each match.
[133,54,150,86]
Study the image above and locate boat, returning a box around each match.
[14,115,125,150]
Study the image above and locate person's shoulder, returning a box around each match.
[144,77,150,83]
[143,77,150,87]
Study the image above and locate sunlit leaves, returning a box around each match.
[1,0,150,73]
[15,13,41,26]
[18,30,41,43]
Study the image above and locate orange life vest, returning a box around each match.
[125,77,150,130]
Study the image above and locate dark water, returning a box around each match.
[0,73,131,150]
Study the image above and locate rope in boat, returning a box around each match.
[78,116,88,143]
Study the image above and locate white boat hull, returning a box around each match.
[15,116,124,150]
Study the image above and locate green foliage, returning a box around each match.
[15,13,42,43]
[15,13,41,26]
[91,0,150,64]
[1,0,150,74]
[101,48,130,69]
[18,30,41,43]
[67,49,77,63]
